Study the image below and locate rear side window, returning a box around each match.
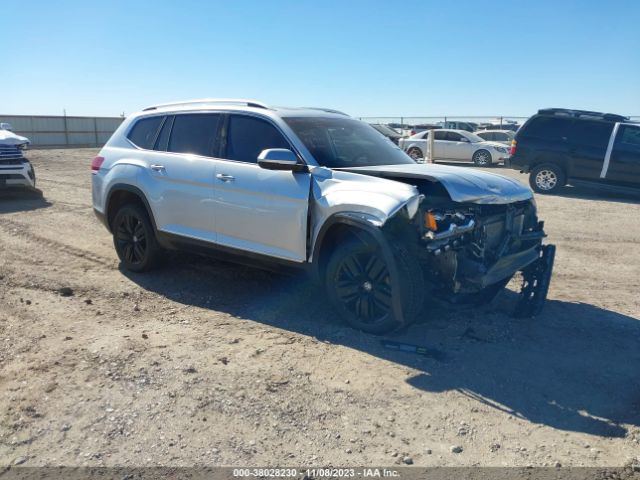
[434,130,448,140]
[168,114,221,157]
[570,121,614,148]
[522,116,572,140]
[127,116,164,149]
[225,115,290,163]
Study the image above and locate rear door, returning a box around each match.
[432,130,449,159]
[141,113,221,243]
[604,124,640,187]
[567,120,613,180]
[212,113,311,262]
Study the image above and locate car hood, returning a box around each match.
[338,163,533,204]
[0,130,30,145]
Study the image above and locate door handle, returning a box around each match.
[216,173,235,182]
[150,164,166,172]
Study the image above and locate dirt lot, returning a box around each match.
[1,149,639,468]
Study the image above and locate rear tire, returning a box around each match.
[529,163,566,194]
[112,203,163,272]
[324,234,424,334]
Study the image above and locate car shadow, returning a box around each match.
[122,253,640,439]
[0,188,52,213]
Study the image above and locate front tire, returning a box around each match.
[529,163,566,194]
[407,147,423,161]
[112,203,163,272]
[324,235,424,334]
[472,149,492,166]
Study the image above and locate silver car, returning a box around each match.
[92,99,555,333]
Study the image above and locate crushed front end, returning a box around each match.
[391,195,555,317]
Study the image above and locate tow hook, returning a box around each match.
[514,244,556,317]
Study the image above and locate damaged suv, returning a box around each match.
[92,99,555,333]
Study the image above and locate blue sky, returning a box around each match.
[1,0,639,118]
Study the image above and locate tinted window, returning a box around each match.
[446,132,465,142]
[570,121,614,148]
[523,116,572,140]
[128,116,164,149]
[226,115,290,163]
[616,125,640,151]
[434,130,448,140]
[495,132,508,141]
[168,114,221,157]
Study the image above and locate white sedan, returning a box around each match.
[399,129,510,166]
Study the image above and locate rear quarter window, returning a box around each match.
[127,116,164,149]
[521,116,572,141]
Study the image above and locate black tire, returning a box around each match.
[112,203,163,272]
[324,235,424,334]
[472,149,492,166]
[407,147,423,161]
[529,163,566,194]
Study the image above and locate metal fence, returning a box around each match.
[0,114,124,148]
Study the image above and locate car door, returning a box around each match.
[567,120,614,181]
[432,130,449,159]
[141,113,221,243]
[213,113,311,262]
[446,131,473,160]
[604,124,640,187]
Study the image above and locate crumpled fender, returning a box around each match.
[308,167,422,260]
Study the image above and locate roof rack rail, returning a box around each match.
[142,98,270,111]
[538,108,628,122]
[303,107,350,117]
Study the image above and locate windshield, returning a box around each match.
[372,124,400,136]
[284,116,415,168]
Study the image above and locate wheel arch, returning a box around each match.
[105,184,157,234]
[310,213,406,325]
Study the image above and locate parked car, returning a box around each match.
[477,123,520,132]
[0,123,30,150]
[0,142,36,190]
[439,121,478,132]
[399,128,511,165]
[369,123,402,145]
[92,99,555,333]
[476,129,515,145]
[507,108,640,194]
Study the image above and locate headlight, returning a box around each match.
[494,146,507,153]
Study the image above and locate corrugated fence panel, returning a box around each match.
[0,114,124,148]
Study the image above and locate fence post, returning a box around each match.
[63,111,69,147]
[94,117,99,147]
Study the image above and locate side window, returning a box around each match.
[482,132,493,141]
[434,130,448,141]
[523,117,572,140]
[446,132,465,142]
[225,115,290,163]
[127,116,164,149]
[570,121,614,148]
[615,125,640,153]
[168,114,221,157]
[154,115,173,151]
[495,133,507,141]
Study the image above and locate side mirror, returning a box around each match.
[459,137,470,143]
[257,149,307,172]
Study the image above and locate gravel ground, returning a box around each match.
[0,149,639,468]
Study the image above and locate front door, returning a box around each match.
[605,124,640,187]
[446,131,473,160]
[213,113,311,262]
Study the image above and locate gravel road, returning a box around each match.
[1,149,639,467]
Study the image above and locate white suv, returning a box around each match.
[92,99,555,333]
[0,144,35,190]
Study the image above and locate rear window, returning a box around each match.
[168,114,221,157]
[127,116,164,149]
[522,116,572,140]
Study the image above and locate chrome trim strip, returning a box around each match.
[601,122,620,179]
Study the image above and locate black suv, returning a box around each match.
[507,108,640,194]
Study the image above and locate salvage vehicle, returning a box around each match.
[399,128,511,165]
[92,99,555,333]
[507,108,640,194]
[0,123,30,150]
[0,139,36,190]
[475,129,515,145]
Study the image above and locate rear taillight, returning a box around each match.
[410,130,416,136]
[91,156,105,174]
[510,139,517,156]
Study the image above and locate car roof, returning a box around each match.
[477,129,514,133]
[134,99,351,120]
